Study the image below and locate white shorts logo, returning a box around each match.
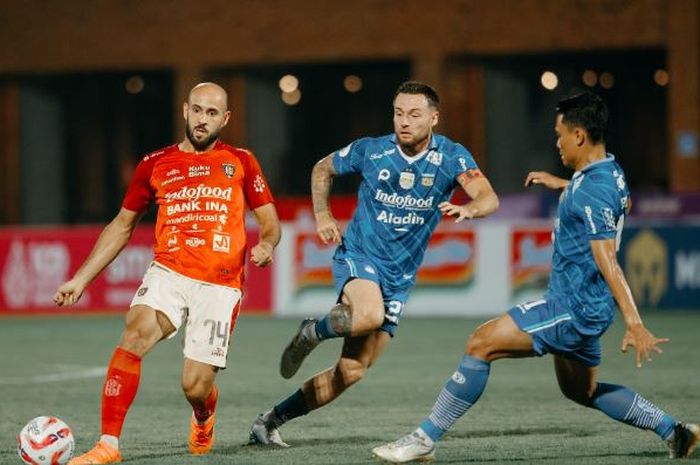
[213,233,230,253]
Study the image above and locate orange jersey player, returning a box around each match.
[53,82,281,464]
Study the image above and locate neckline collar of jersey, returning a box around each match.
[572,153,615,178]
[389,133,440,152]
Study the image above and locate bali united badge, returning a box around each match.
[222,163,236,178]
[399,171,415,189]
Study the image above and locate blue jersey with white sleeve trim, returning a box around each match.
[546,154,630,332]
[332,133,478,293]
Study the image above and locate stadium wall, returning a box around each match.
[1,220,698,316]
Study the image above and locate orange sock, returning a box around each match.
[101,347,142,437]
[193,385,218,423]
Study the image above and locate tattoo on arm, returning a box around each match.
[329,303,353,336]
[456,169,483,191]
[311,156,336,215]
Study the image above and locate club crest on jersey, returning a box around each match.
[221,163,236,178]
[399,171,415,189]
[421,175,435,187]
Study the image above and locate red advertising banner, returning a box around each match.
[0,226,272,314]
[293,228,476,291]
[511,227,552,295]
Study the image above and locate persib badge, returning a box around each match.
[399,171,415,189]
[222,163,236,178]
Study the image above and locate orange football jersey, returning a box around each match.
[122,141,274,288]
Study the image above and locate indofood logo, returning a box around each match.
[374,189,434,210]
[625,230,667,306]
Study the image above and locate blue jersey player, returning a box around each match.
[249,81,499,446]
[372,91,699,462]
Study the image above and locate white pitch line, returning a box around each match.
[0,367,106,385]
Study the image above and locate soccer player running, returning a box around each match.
[53,82,280,464]
[249,81,499,446]
[372,91,699,463]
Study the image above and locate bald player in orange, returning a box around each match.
[54,82,280,464]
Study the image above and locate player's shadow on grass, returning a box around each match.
[448,426,595,439]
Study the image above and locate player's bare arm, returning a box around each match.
[250,203,281,267]
[311,154,341,244]
[524,171,569,189]
[439,170,499,222]
[53,207,142,307]
[590,239,670,368]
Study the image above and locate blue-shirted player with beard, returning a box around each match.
[249,81,499,446]
[372,91,699,462]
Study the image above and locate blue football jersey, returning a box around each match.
[332,134,478,292]
[546,155,631,332]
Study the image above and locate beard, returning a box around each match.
[185,120,220,152]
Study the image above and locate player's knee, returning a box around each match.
[350,303,384,331]
[465,328,491,360]
[119,325,159,355]
[335,358,367,387]
[181,376,210,402]
[559,385,595,407]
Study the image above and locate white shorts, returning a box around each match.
[130,262,242,368]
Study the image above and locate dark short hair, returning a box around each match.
[394,81,440,109]
[555,91,608,144]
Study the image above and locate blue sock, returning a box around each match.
[273,389,309,425]
[419,355,491,442]
[590,382,676,439]
[315,314,339,340]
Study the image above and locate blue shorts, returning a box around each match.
[332,253,408,337]
[507,298,605,367]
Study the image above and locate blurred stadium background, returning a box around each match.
[0,1,698,463]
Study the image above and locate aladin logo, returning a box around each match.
[625,230,667,307]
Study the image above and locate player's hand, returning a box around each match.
[250,241,274,267]
[53,280,86,307]
[524,171,568,190]
[621,323,670,368]
[439,202,477,223]
[315,211,341,244]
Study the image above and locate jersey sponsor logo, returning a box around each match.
[458,157,468,171]
[161,175,185,186]
[375,189,435,210]
[378,169,391,181]
[584,205,597,234]
[601,207,617,231]
[165,214,219,226]
[399,171,415,189]
[188,165,211,177]
[253,174,266,193]
[421,174,435,187]
[167,201,201,215]
[427,151,443,166]
[221,162,236,178]
[137,287,148,296]
[185,237,206,248]
[166,168,180,176]
[213,232,230,253]
[377,210,425,225]
[165,184,232,202]
[369,148,396,160]
[613,169,626,191]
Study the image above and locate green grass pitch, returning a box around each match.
[1,312,699,464]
